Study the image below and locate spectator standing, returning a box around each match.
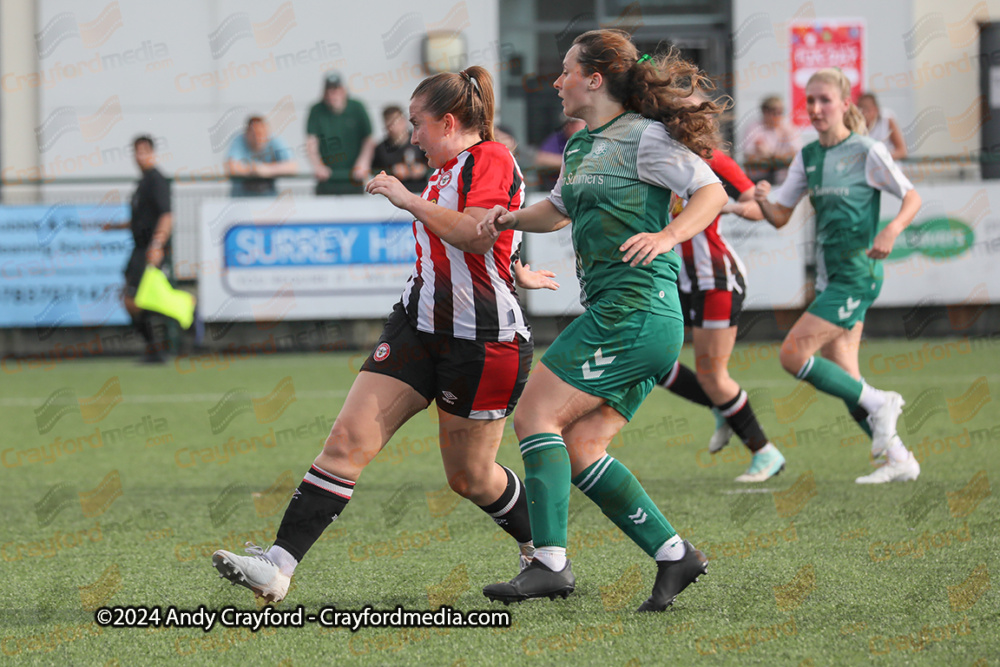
[225,116,297,197]
[371,105,428,193]
[743,95,801,184]
[857,93,908,160]
[306,72,376,195]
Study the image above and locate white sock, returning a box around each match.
[756,442,777,456]
[886,437,909,464]
[655,534,686,561]
[533,546,567,571]
[265,545,298,577]
[857,380,886,414]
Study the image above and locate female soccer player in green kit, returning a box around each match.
[755,68,922,484]
[478,29,728,610]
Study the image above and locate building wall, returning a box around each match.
[909,0,1000,158]
[0,2,40,183]
[732,0,1000,161]
[1,0,500,182]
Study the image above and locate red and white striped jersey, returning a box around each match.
[674,151,750,294]
[400,140,529,342]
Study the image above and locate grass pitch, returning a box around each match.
[1,337,998,665]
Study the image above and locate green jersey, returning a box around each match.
[548,112,719,316]
[773,133,913,290]
[306,98,372,185]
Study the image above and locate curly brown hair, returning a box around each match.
[571,29,727,158]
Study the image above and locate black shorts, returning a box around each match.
[361,302,533,420]
[679,287,745,329]
[123,248,172,297]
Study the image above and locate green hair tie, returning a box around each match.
[637,54,652,64]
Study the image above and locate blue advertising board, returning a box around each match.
[0,204,132,329]
[223,222,416,269]
[199,198,419,321]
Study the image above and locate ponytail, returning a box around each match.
[807,68,867,135]
[412,66,496,142]
[844,104,867,135]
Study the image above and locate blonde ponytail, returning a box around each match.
[844,103,867,135]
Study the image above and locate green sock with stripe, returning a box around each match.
[572,454,675,558]
[797,356,863,408]
[519,433,571,549]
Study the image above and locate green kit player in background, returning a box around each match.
[755,68,923,484]
[477,29,728,610]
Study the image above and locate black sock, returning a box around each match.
[132,310,156,353]
[660,361,713,407]
[274,465,354,562]
[718,388,769,452]
[848,405,873,437]
[478,465,532,544]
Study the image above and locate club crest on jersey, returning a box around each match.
[374,342,390,362]
[438,171,452,187]
[592,140,609,157]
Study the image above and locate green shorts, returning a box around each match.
[541,300,684,421]
[807,278,882,329]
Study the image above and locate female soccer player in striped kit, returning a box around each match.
[659,139,786,482]
[478,30,727,610]
[755,68,922,484]
[211,66,538,602]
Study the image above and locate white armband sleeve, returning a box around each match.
[865,141,914,199]
[771,151,809,208]
[546,162,569,216]
[636,124,719,198]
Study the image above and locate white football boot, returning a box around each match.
[855,451,921,484]
[212,542,290,603]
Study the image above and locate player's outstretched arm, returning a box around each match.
[754,180,795,229]
[722,187,764,221]
[477,200,569,240]
[366,171,496,254]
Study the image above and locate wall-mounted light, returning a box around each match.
[422,31,467,74]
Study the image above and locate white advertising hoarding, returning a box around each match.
[879,183,1000,306]
[198,196,415,322]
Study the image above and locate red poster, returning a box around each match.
[789,21,865,127]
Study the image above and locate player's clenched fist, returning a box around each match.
[477,205,516,240]
[365,171,413,209]
[754,180,771,203]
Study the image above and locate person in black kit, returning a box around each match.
[370,105,428,193]
[103,136,172,363]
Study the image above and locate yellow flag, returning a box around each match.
[134,266,195,329]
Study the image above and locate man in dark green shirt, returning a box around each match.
[306,72,375,195]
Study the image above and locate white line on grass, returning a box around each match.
[0,389,348,406]
[719,488,778,494]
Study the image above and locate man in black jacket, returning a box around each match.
[105,135,172,362]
